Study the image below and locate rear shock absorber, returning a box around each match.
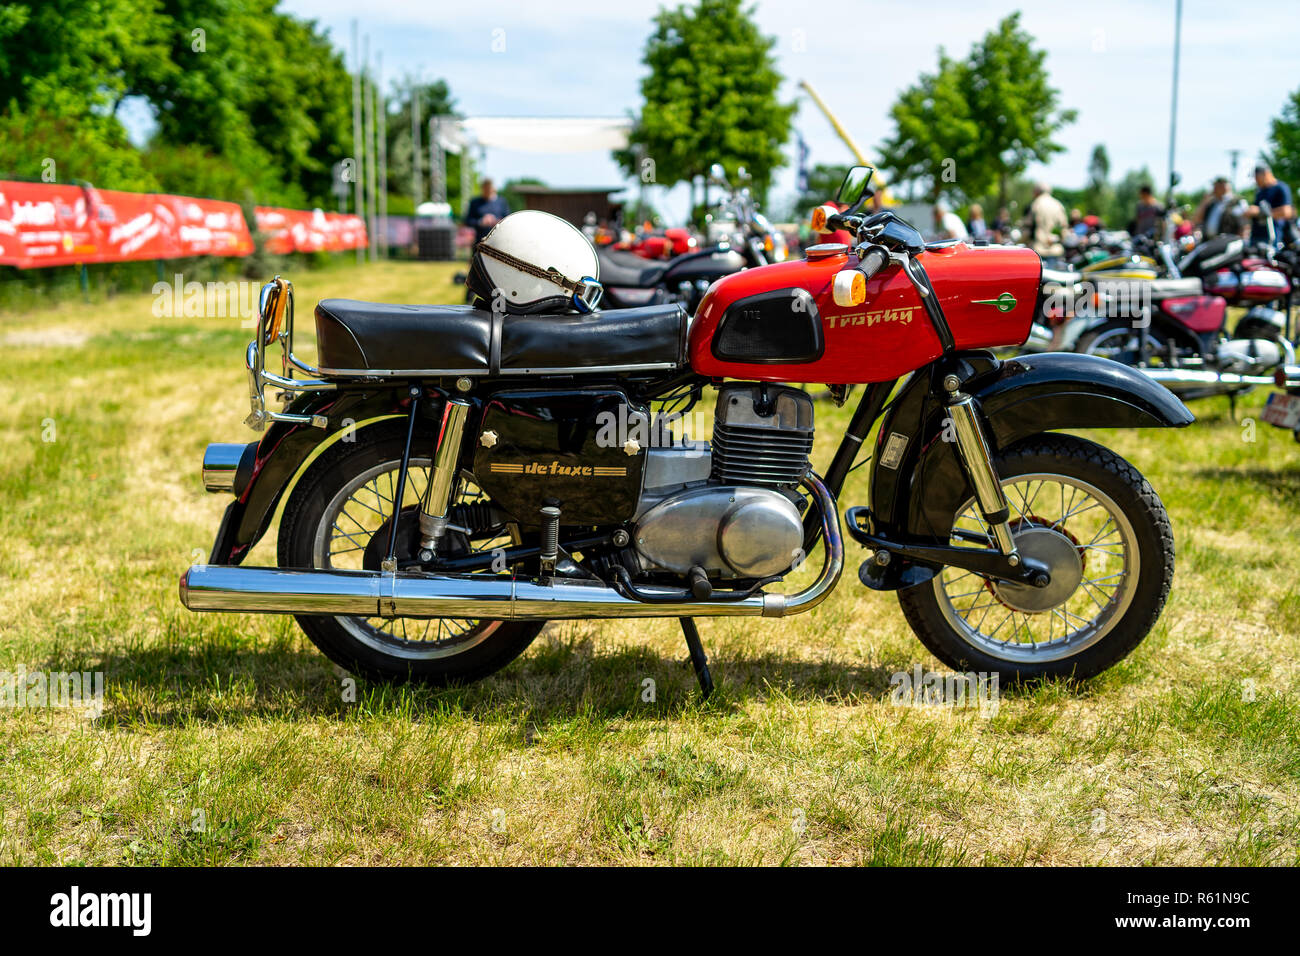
[417,396,472,562]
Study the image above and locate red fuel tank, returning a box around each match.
[689,242,1041,384]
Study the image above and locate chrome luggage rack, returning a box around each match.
[245,277,341,431]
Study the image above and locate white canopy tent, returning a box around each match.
[427,116,634,206]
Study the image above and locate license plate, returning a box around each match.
[1261,392,1300,429]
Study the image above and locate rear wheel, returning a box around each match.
[898,434,1173,682]
[278,424,544,685]
[1076,320,1181,366]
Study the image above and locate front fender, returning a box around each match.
[867,351,1193,542]
[209,388,409,565]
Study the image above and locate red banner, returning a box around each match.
[0,181,368,268]
[253,207,368,255]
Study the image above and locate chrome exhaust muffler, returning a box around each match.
[180,474,844,621]
[1140,364,1300,394]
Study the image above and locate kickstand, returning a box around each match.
[679,617,714,699]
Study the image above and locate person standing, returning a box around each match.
[1023,182,1068,258]
[967,203,988,241]
[465,178,510,245]
[1248,162,1295,247]
[1193,177,1238,239]
[1131,185,1163,237]
[932,201,969,241]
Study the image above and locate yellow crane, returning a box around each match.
[798,79,893,204]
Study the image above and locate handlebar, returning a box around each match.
[857,245,889,282]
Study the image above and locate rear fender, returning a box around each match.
[209,388,410,565]
[866,351,1193,542]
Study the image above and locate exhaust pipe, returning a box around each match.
[180,474,844,621]
[1140,364,1300,394]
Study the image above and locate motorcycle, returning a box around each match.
[180,166,1194,693]
[1072,208,1300,399]
[598,163,784,314]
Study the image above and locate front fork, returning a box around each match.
[941,373,1021,564]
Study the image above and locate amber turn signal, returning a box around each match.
[810,204,835,234]
[832,268,867,307]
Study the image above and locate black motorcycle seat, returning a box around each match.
[313,299,688,376]
[596,248,669,287]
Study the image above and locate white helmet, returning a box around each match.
[468,210,603,314]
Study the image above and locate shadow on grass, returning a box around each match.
[85,637,913,730]
[1193,465,1300,510]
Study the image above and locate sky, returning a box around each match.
[279,0,1300,220]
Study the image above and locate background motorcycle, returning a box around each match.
[598,163,785,314]
[180,167,1192,692]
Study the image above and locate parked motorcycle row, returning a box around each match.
[180,165,1196,695]
[1025,205,1300,436]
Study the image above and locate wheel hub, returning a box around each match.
[990,525,1083,613]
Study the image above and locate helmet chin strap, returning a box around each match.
[476,241,602,312]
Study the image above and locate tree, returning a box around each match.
[1266,86,1300,192]
[877,13,1074,207]
[384,78,460,215]
[1,0,360,206]
[876,51,984,202]
[135,0,355,207]
[1084,144,1113,219]
[965,13,1076,207]
[0,0,172,189]
[614,0,795,203]
[795,163,851,212]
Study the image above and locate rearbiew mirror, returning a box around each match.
[835,165,875,209]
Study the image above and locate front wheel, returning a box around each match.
[898,434,1174,682]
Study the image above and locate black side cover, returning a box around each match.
[712,288,823,364]
[473,389,646,525]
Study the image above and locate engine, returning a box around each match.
[470,382,815,586]
[630,384,813,580]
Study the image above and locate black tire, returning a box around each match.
[898,434,1174,682]
[1075,320,1178,364]
[277,422,544,685]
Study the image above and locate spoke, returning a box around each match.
[1054,499,1102,529]
[1087,517,1118,546]
[1081,544,1124,557]
[988,608,1015,639]
[346,495,391,521]
[331,523,369,550]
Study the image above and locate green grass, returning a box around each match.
[1,260,1298,865]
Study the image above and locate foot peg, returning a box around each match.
[679,617,714,698]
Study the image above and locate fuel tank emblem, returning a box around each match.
[971,292,1017,312]
[489,461,627,478]
[827,306,917,329]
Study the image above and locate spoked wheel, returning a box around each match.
[898,434,1174,681]
[278,423,544,684]
[1076,321,1178,367]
